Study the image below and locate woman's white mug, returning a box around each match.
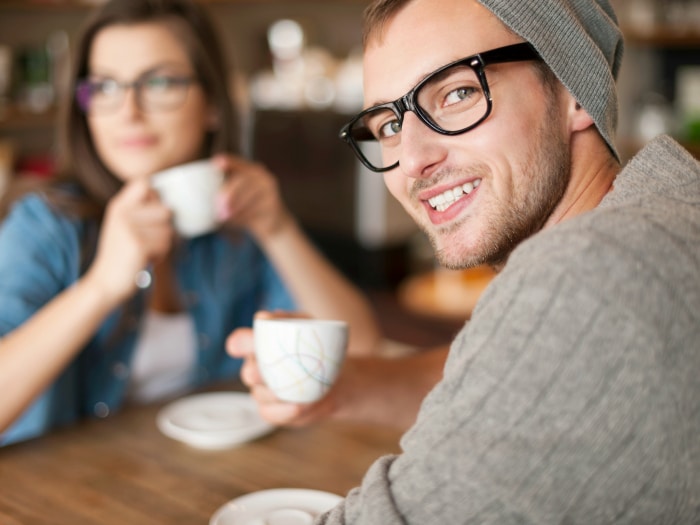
[151,159,223,238]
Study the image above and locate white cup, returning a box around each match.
[253,318,348,404]
[150,159,224,238]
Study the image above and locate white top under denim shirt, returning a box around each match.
[127,310,198,404]
[0,193,294,446]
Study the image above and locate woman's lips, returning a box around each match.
[119,136,158,148]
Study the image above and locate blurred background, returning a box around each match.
[0,0,698,343]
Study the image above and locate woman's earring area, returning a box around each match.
[206,106,220,130]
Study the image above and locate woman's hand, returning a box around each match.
[212,153,382,357]
[212,153,293,241]
[84,179,175,305]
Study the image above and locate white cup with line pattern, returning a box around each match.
[253,318,348,404]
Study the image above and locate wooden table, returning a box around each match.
[0,388,402,524]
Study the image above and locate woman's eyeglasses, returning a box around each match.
[76,70,197,114]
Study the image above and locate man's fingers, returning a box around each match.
[226,327,254,358]
[240,356,263,386]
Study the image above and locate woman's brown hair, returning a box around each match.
[4,0,239,221]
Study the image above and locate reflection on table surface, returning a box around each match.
[0,384,402,525]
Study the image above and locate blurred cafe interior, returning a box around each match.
[0,0,699,346]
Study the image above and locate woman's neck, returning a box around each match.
[148,253,184,314]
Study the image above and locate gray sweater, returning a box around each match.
[320,135,700,524]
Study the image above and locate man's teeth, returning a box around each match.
[428,179,481,212]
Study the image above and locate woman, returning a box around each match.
[0,0,380,446]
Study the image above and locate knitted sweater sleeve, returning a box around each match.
[317,173,700,524]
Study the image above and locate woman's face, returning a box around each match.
[86,22,213,182]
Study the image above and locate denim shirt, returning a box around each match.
[0,194,295,446]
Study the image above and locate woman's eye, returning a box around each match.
[145,76,174,90]
[94,79,119,95]
[444,86,476,106]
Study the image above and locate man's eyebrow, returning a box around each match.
[362,58,464,110]
[363,98,391,110]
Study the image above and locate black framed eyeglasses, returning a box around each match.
[339,42,542,173]
[76,69,197,114]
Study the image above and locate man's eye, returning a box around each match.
[444,86,477,106]
[379,119,402,139]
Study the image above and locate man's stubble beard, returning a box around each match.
[423,110,571,270]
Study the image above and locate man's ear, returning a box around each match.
[569,97,594,132]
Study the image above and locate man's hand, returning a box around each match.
[226,311,450,430]
[226,311,337,426]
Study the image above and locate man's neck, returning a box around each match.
[545,136,620,228]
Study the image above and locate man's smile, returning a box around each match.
[426,179,482,212]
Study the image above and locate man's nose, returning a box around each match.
[397,112,447,179]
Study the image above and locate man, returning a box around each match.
[228,0,700,522]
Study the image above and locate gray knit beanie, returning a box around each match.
[477,0,624,160]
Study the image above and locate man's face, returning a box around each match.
[363,0,571,269]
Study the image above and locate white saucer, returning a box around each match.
[156,392,275,450]
[210,488,343,525]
